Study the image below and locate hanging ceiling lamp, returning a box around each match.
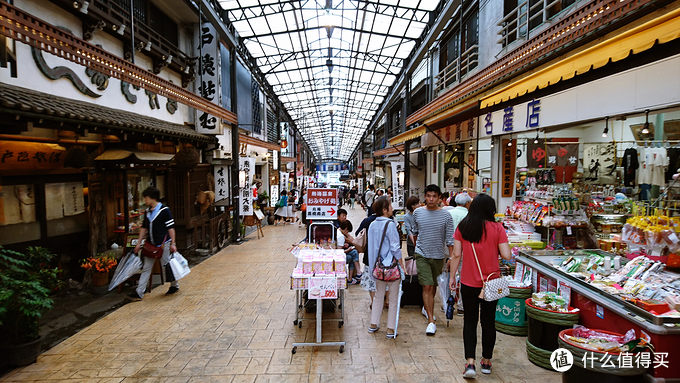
[641,110,650,134]
[602,117,609,138]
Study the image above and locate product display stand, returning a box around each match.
[291,289,345,354]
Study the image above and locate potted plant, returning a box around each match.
[80,254,117,287]
[0,246,61,366]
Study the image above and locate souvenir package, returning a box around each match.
[333,253,346,273]
[564,326,652,353]
[530,292,576,312]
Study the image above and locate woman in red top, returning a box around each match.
[449,194,511,379]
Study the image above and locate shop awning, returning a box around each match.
[481,8,680,108]
[388,126,427,146]
[374,144,405,157]
[95,148,175,162]
[0,83,215,144]
[238,133,281,152]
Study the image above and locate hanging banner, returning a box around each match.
[239,157,254,216]
[501,139,516,197]
[195,22,222,135]
[358,178,363,196]
[214,165,228,202]
[280,171,289,192]
[527,139,547,168]
[390,161,404,210]
[546,142,579,183]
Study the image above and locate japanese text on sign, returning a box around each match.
[306,188,337,220]
[309,277,337,299]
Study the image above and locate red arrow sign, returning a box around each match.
[327,208,336,216]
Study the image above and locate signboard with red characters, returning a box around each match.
[309,277,337,299]
[306,188,338,220]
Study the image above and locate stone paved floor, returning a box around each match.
[1,207,559,383]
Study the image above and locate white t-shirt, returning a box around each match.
[638,148,653,185]
[651,148,668,186]
[337,229,346,247]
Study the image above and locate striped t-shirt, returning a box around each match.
[412,207,455,259]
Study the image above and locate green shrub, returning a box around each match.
[0,246,61,345]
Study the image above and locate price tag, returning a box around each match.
[309,277,337,299]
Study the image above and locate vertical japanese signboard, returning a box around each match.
[358,178,363,196]
[270,185,279,208]
[214,165,228,202]
[196,23,222,135]
[239,157,254,216]
[273,150,278,170]
[306,188,338,220]
[280,171,289,192]
[501,140,516,197]
[390,161,404,210]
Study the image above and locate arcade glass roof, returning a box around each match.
[218,0,441,161]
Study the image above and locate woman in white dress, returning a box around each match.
[274,190,288,225]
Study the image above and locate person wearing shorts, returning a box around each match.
[412,184,455,336]
[337,220,361,284]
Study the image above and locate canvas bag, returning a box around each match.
[471,243,509,301]
[354,228,367,253]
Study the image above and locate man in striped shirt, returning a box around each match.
[412,184,455,336]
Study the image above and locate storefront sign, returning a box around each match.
[306,188,338,220]
[309,276,337,299]
[280,171,289,192]
[0,141,65,170]
[195,22,222,135]
[358,178,363,196]
[273,150,278,170]
[483,99,542,136]
[501,140,516,197]
[214,165,229,202]
[390,161,404,210]
[45,182,85,220]
[239,157,254,216]
[0,184,36,225]
[270,184,279,207]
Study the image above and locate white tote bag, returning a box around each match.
[169,252,191,280]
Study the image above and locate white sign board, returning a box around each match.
[270,184,279,208]
[306,188,338,220]
[390,161,404,210]
[273,150,278,170]
[239,157,254,216]
[309,276,337,299]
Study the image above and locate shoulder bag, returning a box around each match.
[471,242,509,301]
[353,228,367,253]
[372,222,400,282]
[141,234,167,259]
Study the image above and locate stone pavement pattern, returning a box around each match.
[1,208,559,383]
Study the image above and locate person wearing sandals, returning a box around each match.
[448,194,512,379]
[367,198,405,339]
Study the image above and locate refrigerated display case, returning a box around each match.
[517,250,680,382]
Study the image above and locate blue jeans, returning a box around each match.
[640,184,651,201]
[346,249,360,270]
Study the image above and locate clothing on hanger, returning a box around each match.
[621,147,639,187]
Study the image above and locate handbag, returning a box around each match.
[354,228,367,253]
[300,203,307,211]
[141,234,167,259]
[372,223,401,282]
[471,243,509,301]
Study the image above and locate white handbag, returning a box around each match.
[471,243,509,301]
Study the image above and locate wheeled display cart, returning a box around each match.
[290,287,345,354]
[517,250,680,382]
[307,221,336,244]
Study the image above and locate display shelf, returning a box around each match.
[522,196,552,205]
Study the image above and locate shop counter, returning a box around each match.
[517,250,680,382]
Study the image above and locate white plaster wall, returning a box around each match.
[477,0,503,70]
[1,0,192,127]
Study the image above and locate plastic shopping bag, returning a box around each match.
[168,252,191,281]
[437,271,451,312]
[108,252,143,291]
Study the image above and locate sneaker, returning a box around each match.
[422,307,436,321]
[457,309,465,317]
[480,361,492,374]
[426,322,436,336]
[166,286,179,295]
[125,292,142,301]
[386,330,398,339]
[368,325,380,333]
[463,364,476,379]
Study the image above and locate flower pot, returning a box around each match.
[0,336,43,367]
[91,271,109,287]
